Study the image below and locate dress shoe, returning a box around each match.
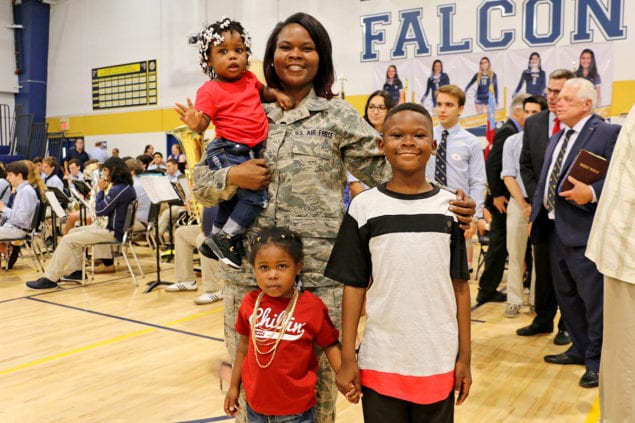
[579,370,599,388]
[476,290,506,304]
[554,329,572,345]
[26,277,59,290]
[544,352,585,365]
[516,324,553,336]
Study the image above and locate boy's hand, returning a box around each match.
[454,361,472,405]
[450,188,477,230]
[336,360,361,402]
[224,387,241,416]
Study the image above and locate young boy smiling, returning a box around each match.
[326,103,472,422]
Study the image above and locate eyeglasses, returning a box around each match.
[368,105,387,112]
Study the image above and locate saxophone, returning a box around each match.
[168,125,205,226]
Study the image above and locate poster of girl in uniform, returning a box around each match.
[374,61,412,105]
[512,52,547,97]
[560,43,612,107]
[414,58,452,111]
[505,48,555,100]
[458,52,503,116]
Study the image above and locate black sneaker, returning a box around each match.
[26,277,59,290]
[202,233,245,268]
[198,236,220,260]
[62,270,83,282]
[221,235,245,269]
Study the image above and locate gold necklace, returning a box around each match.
[249,288,299,368]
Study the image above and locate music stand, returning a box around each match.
[69,184,91,226]
[139,175,181,293]
[45,187,71,249]
[72,179,92,197]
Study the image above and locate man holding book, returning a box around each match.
[529,78,620,389]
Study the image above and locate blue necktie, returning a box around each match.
[435,129,449,185]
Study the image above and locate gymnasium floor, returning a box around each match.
[1,244,599,422]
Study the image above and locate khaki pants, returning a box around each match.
[600,276,635,422]
[224,282,342,423]
[173,224,223,293]
[506,198,535,305]
[45,224,115,281]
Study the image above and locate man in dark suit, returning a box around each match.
[530,78,619,388]
[517,69,574,344]
[477,94,528,303]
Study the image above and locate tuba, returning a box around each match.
[168,125,205,226]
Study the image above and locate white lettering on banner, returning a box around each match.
[360,0,626,61]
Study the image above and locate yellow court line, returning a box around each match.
[585,396,600,423]
[164,305,224,325]
[0,305,225,376]
[0,328,153,375]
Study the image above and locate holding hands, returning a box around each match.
[336,359,362,404]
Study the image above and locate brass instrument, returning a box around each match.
[168,125,205,226]
[88,166,109,228]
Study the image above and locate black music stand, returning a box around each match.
[139,175,181,293]
[46,187,71,249]
[70,180,92,225]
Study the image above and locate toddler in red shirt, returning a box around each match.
[175,17,291,268]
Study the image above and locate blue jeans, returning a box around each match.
[246,403,315,423]
[206,137,267,230]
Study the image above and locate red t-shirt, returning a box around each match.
[236,290,340,415]
[194,71,267,147]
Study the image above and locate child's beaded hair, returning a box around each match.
[248,227,304,266]
[198,17,252,79]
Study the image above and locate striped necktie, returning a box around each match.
[435,129,449,185]
[546,129,575,212]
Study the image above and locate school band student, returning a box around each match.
[26,157,137,290]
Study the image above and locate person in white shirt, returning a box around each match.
[500,95,547,317]
[88,141,109,163]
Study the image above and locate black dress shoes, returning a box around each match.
[579,370,599,388]
[554,330,572,345]
[544,352,585,365]
[476,290,506,304]
[516,324,553,336]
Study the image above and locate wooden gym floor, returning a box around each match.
[0,243,599,422]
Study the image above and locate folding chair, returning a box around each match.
[0,202,46,272]
[474,233,489,281]
[81,200,144,286]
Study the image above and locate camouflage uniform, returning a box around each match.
[194,90,389,423]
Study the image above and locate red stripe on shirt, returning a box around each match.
[361,368,454,404]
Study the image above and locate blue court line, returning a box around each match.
[174,416,234,423]
[27,296,224,342]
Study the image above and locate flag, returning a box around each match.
[484,82,496,160]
